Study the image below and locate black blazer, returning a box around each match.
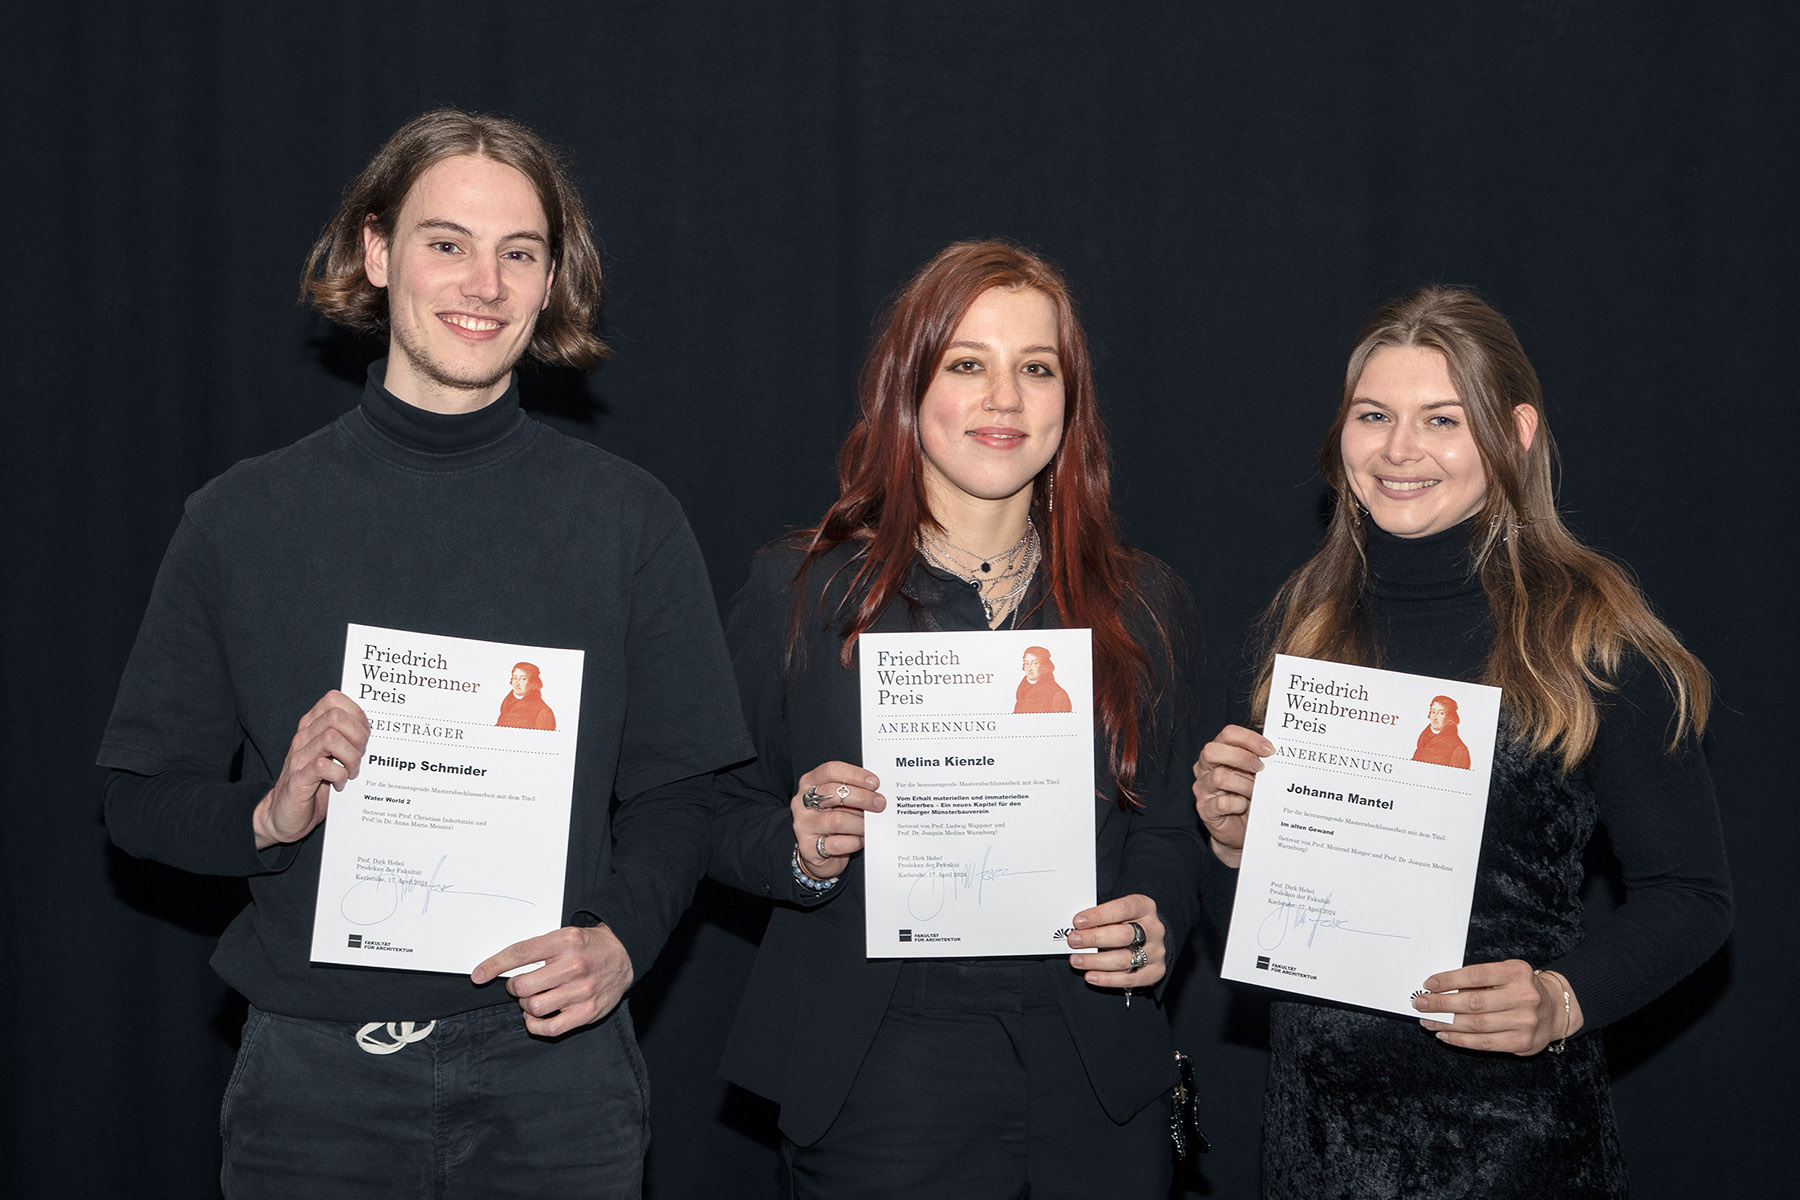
[709,543,1206,1145]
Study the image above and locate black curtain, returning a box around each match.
[5,3,1790,1195]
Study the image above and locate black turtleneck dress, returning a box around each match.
[1257,523,1731,1199]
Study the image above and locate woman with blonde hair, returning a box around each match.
[1194,287,1731,1197]
[711,240,1203,1197]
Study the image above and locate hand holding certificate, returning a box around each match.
[309,624,584,976]
[1217,654,1501,1020]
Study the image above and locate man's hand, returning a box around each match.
[253,690,369,849]
[472,925,635,1037]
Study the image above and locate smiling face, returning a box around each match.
[363,154,555,413]
[916,287,1066,519]
[1339,346,1490,538]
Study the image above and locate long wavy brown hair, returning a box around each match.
[1252,286,1709,770]
[795,240,1167,807]
[300,108,607,371]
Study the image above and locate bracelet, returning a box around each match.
[791,847,838,893]
[1534,968,1571,1054]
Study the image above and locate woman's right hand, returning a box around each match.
[1192,725,1272,867]
[791,762,885,881]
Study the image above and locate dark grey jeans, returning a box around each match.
[220,1000,649,1198]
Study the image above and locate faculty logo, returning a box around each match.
[1255,955,1270,970]
[347,934,363,949]
[1052,927,1073,941]
[897,929,913,942]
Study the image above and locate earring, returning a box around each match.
[1047,473,1055,516]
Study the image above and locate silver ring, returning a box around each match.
[815,834,831,861]
[1128,921,1146,949]
[835,783,851,801]
[802,785,823,809]
[1128,946,1149,973]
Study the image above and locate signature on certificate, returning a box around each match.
[905,843,1055,921]
[339,855,535,926]
[1257,894,1409,952]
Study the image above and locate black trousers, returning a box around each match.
[784,959,1170,1200]
[220,1001,649,1199]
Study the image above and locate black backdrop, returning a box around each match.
[5,3,1793,1195]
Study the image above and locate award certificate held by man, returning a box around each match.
[860,628,1097,958]
[309,623,584,974]
[1221,653,1500,1019]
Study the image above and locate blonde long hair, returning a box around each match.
[1253,287,1708,770]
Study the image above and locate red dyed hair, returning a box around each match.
[793,240,1161,807]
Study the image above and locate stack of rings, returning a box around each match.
[801,783,851,810]
[802,783,853,861]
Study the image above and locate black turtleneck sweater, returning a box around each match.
[102,361,752,1020]
[1351,521,1732,1030]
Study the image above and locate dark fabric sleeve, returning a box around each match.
[103,770,300,876]
[99,511,281,874]
[707,549,840,907]
[609,509,754,801]
[1112,563,1208,997]
[587,773,718,972]
[1197,852,1240,943]
[589,509,756,974]
[1547,661,1733,1030]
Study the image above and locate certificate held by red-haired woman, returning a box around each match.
[859,628,1097,959]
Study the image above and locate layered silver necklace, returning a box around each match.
[915,518,1041,625]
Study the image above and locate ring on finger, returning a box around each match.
[802,785,823,809]
[1128,921,1146,949]
[835,783,851,801]
[1128,947,1149,973]
[815,834,831,862]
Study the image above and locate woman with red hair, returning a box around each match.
[709,241,1202,1197]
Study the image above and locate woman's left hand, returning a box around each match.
[1412,959,1584,1055]
[1066,894,1165,989]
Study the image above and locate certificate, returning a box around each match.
[860,628,1096,958]
[309,624,584,974]
[1220,654,1500,1019]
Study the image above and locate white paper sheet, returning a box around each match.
[1221,653,1500,1019]
[860,628,1096,958]
[309,624,583,974]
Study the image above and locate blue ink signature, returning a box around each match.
[1256,894,1409,951]
[905,844,1055,921]
[339,855,535,927]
